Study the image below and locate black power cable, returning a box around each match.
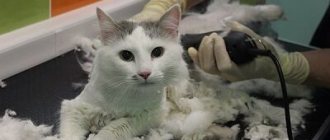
[269,52,294,140]
[237,34,294,140]
[248,49,294,140]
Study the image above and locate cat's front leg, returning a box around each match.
[91,117,135,140]
[60,100,92,140]
[92,113,158,140]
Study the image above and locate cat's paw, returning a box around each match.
[177,97,204,113]
[166,85,181,102]
[90,113,114,133]
[177,98,193,113]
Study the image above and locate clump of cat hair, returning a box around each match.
[0,109,59,140]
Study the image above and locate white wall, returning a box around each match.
[0,0,148,80]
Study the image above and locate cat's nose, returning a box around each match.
[138,71,151,80]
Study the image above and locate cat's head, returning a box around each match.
[93,5,188,90]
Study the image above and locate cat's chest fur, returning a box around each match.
[77,81,166,118]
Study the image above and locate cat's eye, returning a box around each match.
[119,50,134,62]
[151,47,164,58]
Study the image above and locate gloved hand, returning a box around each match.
[188,21,310,84]
[130,0,187,22]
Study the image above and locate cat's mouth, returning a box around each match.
[138,81,156,86]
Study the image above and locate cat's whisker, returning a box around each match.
[102,79,130,89]
[152,74,164,78]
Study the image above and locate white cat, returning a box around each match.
[60,5,190,140]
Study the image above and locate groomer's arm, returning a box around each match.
[188,21,330,89]
[302,49,330,88]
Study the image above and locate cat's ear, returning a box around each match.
[159,5,181,37]
[96,8,119,41]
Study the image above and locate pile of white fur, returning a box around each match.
[0,79,314,140]
[0,109,59,140]
[130,78,314,140]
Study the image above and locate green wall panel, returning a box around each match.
[0,0,49,34]
[267,0,329,46]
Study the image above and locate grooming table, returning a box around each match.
[0,47,330,139]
